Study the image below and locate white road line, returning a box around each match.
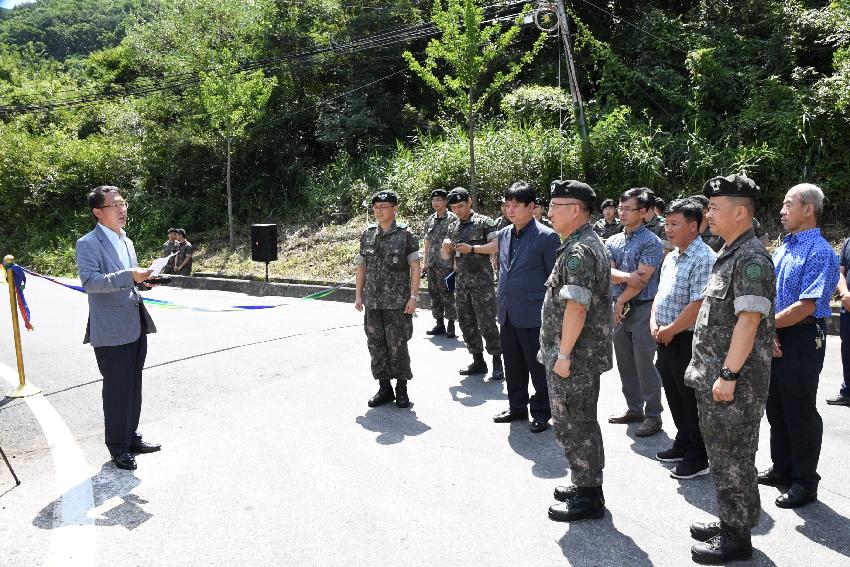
[1,363,95,567]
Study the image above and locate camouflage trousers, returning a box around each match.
[546,368,604,486]
[455,285,501,356]
[364,308,414,381]
[426,266,456,321]
[696,388,766,533]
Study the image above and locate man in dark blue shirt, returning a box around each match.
[760,183,839,509]
[827,237,850,406]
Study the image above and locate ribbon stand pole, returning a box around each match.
[3,255,41,398]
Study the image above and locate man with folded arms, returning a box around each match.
[651,198,716,480]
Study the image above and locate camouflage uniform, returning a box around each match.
[539,223,613,486]
[356,221,420,381]
[592,218,622,241]
[424,210,457,321]
[685,228,775,534]
[447,212,501,356]
[174,240,194,276]
[161,239,179,274]
[495,215,512,231]
[701,227,725,253]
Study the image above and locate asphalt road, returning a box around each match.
[0,277,848,566]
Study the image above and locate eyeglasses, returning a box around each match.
[99,201,129,210]
[372,204,395,210]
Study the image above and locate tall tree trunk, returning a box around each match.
[226,134,234,250]
[468,87,477,209]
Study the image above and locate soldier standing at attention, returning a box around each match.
[161,228,178,274]
[541,180,612,522]
[593,198,622,241]
[422,189,458,338]
[685,174,775,565]
[441,187,504,380]
[760,183,838,509]
[355,190,421,409]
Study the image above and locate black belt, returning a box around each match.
[628,299,653,307]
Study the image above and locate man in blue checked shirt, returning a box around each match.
[606,187,665,437]
[650,198,716,480]
[759,183,839,509]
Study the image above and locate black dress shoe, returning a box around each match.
[529,419,549,433]
[691,531,752,565]
[690,520,721,542]
[112,452,137,471]
[129,440,161,454]
[548,487,604,522]
[776,484,817,509]
[492,409,528,423]
[757,467,792,487]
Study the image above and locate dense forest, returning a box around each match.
[1,0,848,271]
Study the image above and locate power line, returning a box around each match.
[571,0,688,55]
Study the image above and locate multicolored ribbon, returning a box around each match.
[18,265,341,312]
[3,260,34,330]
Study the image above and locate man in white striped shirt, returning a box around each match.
[650,198,717,480]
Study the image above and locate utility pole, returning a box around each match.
[554,0,588,144]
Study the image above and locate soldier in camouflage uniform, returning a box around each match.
[160,228,179,274]
[494,197,512,231]
[355,190,421,409]
[592,199,622,241]
[643,190,671,251]
[685,175,775,565]
[441,187,503,380]
[533,197,553,228]
[538,180,613,523]
[422,189,458,338]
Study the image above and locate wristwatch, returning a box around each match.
[719,367,739,381]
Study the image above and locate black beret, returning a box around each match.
[550,179,597,205]
[176,228,186,236]
[371,190,399,205]
[430,189,448,199]
[167,227,177,233]
[446,187,470,204]
[703,174,760,200]
[600,199,616,210]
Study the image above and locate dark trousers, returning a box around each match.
[500,316,550,421]
[841,311,850,397]
[766,320,826,488]
[656,331,706,464]
[94,334,147,456]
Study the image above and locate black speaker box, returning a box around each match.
[251,224,278,262]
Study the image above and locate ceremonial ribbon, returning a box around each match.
[18,266,341,312]
[3,261,34,330]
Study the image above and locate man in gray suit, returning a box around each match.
[75,185,161,471]
[480,181,561,432]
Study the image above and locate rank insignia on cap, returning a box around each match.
[567,255,583,272]
[379,193,387,199]
[744,262,764,281]
[709,179,721,193]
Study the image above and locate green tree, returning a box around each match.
[403,0,545,206]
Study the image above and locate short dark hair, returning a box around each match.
[620,187,654,210]
[504,180,535,205]
[689,194,709,208]
[654,197,666,211]
[88,185,122,210]
[667,198,703,227]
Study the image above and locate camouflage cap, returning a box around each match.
[703,174,760,200]
[371,190,399,205]
[550,179,597,206]
[446,187,470,204]
[430,189,448,199]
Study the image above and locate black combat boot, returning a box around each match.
[690,520,722,542]
[445,320,456,338]
[459,352,487,375]
[490,355,504,380]
[426,319,446,336]
[548,486,605,522]
[554,484,606,504]
[367,380,395,407]
[691,525,752,565]
[395,380,410,408]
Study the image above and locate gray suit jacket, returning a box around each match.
[75,225,156,347]
[496,220,561,328]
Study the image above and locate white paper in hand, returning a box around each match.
[149,252,177,275]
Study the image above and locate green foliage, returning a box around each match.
[501,85,571,129]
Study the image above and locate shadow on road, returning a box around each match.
[557,513,651,567]
[356,407,431,445]
[673,474,717,515]
[506,421,568,479]
[33,462,152,531]
[627,426,674,460]
[448,373,507,407]
[794,499,850,558]
[426,335,465,351]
